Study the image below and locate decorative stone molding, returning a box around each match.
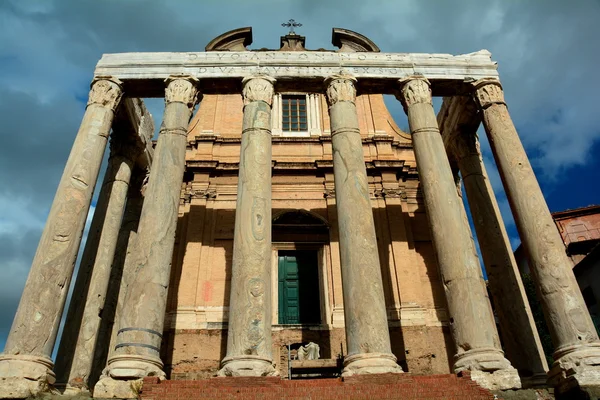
[332,28,380,52]
[323,188,336,199]
[472,78,505,109]
[87,76,123,112]
[205,27,252,52]
[184,188,217,202]
[324,75,357,106]
[396,77,432,112]
[376,188,406,199]
[241,75,276,106]
[280,34,306,51]
[164,75,200,109]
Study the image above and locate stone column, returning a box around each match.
[218,75,277,377]
[454,131,548,385]
[325,74,402,376]
[454,130,548,383]
[440,96,548,386]
[55,131,141,392]
[396,77,519,390]
[473,78,600,391]
[94,75,199,398]
[0,77,122,399]
[102,169,147,378]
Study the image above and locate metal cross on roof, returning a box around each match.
[282,19,302,35]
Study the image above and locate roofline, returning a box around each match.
[552,205,600,220]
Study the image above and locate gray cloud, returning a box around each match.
[0,0,598,353]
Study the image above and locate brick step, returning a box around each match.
[141,373,496,400]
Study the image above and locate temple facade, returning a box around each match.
[1,27,599,399]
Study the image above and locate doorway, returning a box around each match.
[278,250,321,325]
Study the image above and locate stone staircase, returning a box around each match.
[141,372,497,400]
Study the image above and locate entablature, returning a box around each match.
[94,50,498,97]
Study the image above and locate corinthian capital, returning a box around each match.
[472,78,505,109]
[396,77,432,112]
[241,75,276,106]
[165,75,200,110]
[325,74,357,106]
[87,76,123,112]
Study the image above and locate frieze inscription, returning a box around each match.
[95,50,499,83]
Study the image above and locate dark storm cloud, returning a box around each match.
[0,0,599,352]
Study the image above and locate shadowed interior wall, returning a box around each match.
[161,92,453,378]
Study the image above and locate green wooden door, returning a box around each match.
[278,251,320,324]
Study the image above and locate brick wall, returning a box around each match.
[141,373,495,400]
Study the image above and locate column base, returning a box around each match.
[93,353,165,398]
[548,342,600,393]
[454,348,521,390]
[218,356,279,377]
[93,377,144,399]
[57,383,92,397]
[342,353,403,377]
[0,354,57,398]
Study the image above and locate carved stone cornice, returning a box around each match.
[396,77,432,112]
[164,75,200,109]
[87,76,123,112]
[241,75,276,106]
[472,78,505,109]
[324,74,357,106]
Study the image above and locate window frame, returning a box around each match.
[272,93,322,137]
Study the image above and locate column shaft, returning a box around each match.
[103,171,146,377]
[326,75,401,376]
[94,76,199,398]
[451,127,548,384]
[397,77,519,390]
[473,79,600,390]
[55,134,137,391]
[219,75,277,377]
[0,77,122,399]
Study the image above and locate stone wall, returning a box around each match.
[161,93,452,378]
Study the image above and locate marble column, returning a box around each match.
[473,78,600,391]
[325,74,402,376]
[0,77,122,399]
[396,77,519,390]
[94,75,199,398]
[218,75,277,377]
[102,170,147,379]
[456,133,549,382]
[440,96,548,386]
[55,131,141,392]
